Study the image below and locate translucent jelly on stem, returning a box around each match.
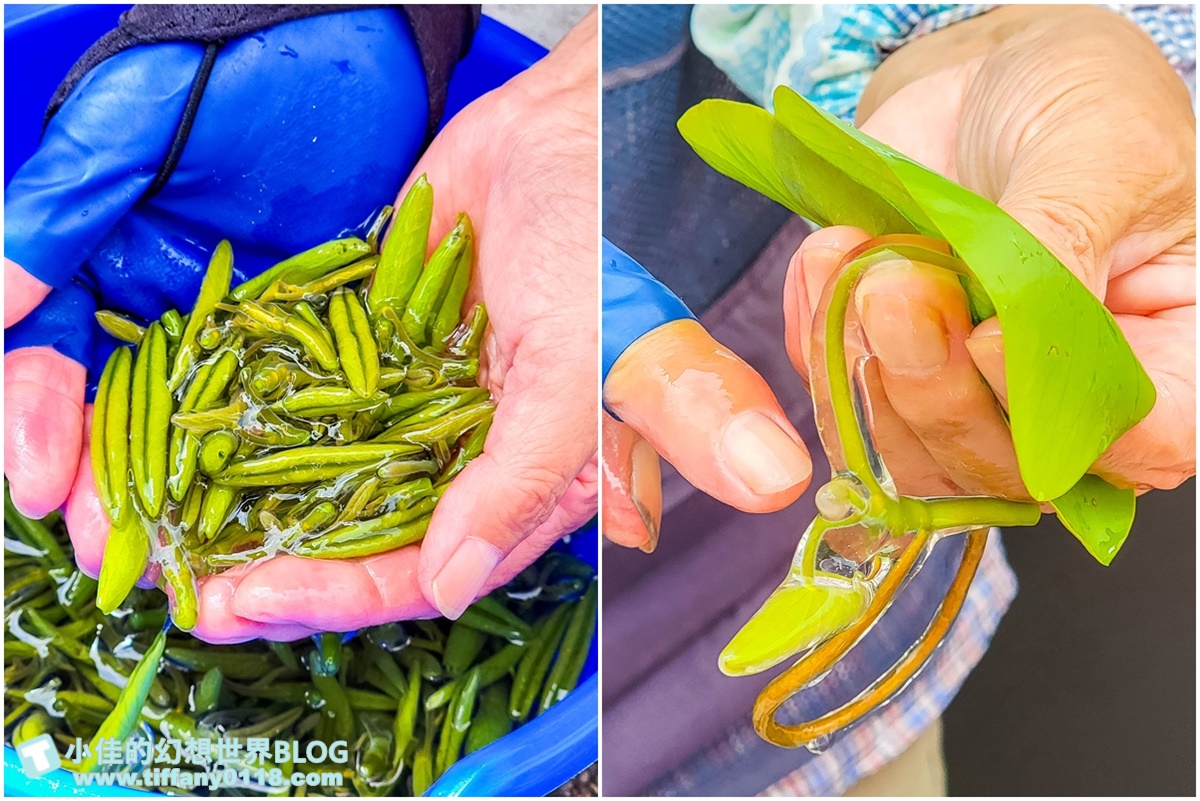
[719,576,871,677]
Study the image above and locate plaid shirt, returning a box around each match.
[649,530,1016,797]
[656,5,1196,796]
[762,531,1016,795]
[693,4,1196,122]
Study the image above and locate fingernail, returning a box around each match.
[721,411,811,496]
[630,438,662,553]
[432,537,503,619]
[861,294,950,376]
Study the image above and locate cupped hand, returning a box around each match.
[6,10,432,529]
[215,12,601,639]
[6,9,430,620]
[7,10,598,642]
[788,5,1195,503]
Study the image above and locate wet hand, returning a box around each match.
[787,5,1195,501]
[602,317,813,553]
[5,9,429,580]
[216,12,601,638]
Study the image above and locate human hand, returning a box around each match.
[215,11,601,637]
[3,10,458,641]
[787,5,1195,503]
[602,292,813,552]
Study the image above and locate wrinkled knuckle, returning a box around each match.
[1003,188,1104,287]
[490,463,564,540]
[1032,199,1103,274]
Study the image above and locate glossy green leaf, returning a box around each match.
[719,577,869,677]
[1052,474,1135,566]
[678,86,1155,559]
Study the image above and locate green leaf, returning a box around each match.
[1051,475,1135,566]
[677,87,1155,560]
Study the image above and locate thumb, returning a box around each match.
[5,280,106,519]
[5,258,52,328]
[5,347,86,518]
[604,318,812,513]
[63,405,107,578]
[418,346,597,619]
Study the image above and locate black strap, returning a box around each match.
[143,42,219,200]
[403,4,480,142]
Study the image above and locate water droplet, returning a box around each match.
[805,734,832,754]
[81,209,89,217]
[278,45,298,58]
[366,623,411,652]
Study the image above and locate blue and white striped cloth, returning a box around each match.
[692,4,1196,122]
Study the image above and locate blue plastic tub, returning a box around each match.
[4,6,597,796]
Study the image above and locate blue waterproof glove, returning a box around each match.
[601,237,696,387]
[600,236,813,552]
[5,8,428,380]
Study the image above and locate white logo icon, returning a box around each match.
[16,733,62,778]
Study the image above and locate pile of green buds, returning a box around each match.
[89,177,494,630]
[5,491,596,796]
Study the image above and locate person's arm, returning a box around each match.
[3,46,197,519]
[6,44,198,319]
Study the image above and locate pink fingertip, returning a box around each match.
[65,406,106,579]
[431,538,504,620]
[800,225,871,254]
[137,562,161,590]
[6,349,85,518]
